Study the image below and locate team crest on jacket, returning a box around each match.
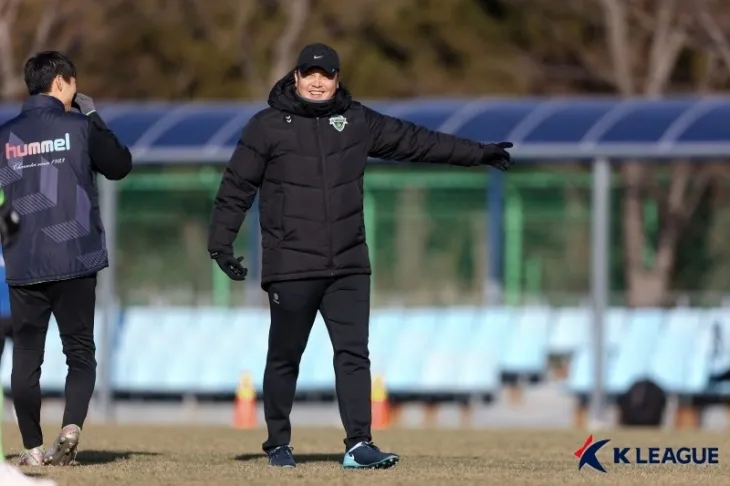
[329,115,348,132]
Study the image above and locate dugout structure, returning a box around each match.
[2,97,730,422]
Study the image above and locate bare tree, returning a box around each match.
[269,0,311,85]
[0,0,67,99]
[511,0,730,306]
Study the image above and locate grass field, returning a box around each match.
[4,424,730,485]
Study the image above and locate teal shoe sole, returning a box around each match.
[342,454,399,469]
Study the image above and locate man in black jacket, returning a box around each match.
[208,43,513,469]
[0,51,132,467]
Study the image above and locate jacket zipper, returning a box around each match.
[315,117,334,273]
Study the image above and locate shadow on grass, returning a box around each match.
[236,453,342,464]
[8,450,160,465]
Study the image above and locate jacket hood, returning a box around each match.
[267,71,352,118]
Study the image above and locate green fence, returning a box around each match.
[116,165,730,307]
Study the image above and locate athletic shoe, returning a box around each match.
[0,462,57,485]
[267,445,296,468]
[342,441,399,469]
[44,424,80,466]
[17,447,45,466]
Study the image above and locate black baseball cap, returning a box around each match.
[295,43,340,75]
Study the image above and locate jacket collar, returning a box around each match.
[267,71,352,118]
[21,94,66,113]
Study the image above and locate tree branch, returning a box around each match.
[27,0,60,57]
[269,0,311,85]
[622,163,647,274]
[655,163,713,275]
[644,0,686,96]
[0,0,22,99]
[599,0,635,94]
[697,2,730,71]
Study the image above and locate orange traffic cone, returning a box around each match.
[233,371,257,429]
[371,374,390,430]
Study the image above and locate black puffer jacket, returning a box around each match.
[208,72,492,288]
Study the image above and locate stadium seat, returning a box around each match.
[604,308,629,349]
[704,308,730,385]
[565,308,634,395]
[556,307,628,356]
[196,308,267,394]
[454,351,500,396]
[369,308,405,377]
[683,320,716,396]
[606,308,665,394]
[161,327,207,393]
[384,308,442,394]
[470,307,514,365]
[566,346,615,395]
[548,307,589,356]
[228,308,270,392]
[417,307,478,393]
[502,306,553,376]
[648,308,707,393]
[114,307,176,392]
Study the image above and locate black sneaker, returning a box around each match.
[342,441,399,469]
[267,445,296,468]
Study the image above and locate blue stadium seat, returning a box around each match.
[558,308,628,354]
[227,309,270,392]
[502,306,553,375]
[196,308,267,394]
[157,307,226,393]
[369,308,405,377]
[606,308,665,394]
[566,346,616,395]
[604,308,629,349]
[565,308,630,395]
[453,351,500,395]
[114,307,174,391]
[197,334,243,393]
[705,308,730,356]
[470,307,514,365]
[682,317,717,396]
[384,308,442,394]
[648,308,707,393]
[417,307,478,393]
[697,308,730,397]
[160,326,207,393]
[548,307,589,356]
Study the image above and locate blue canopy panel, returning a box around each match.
[1,98,730,162]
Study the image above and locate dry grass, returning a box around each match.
[4,424,730,485]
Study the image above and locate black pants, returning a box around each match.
[262,274,372,452]
[10,275,97,449]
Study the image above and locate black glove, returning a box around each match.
[481,141,514,171]
[212,252,248,281]
[0,198,20,246]
[72,93,96,116]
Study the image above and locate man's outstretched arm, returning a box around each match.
[363,106,513,170]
